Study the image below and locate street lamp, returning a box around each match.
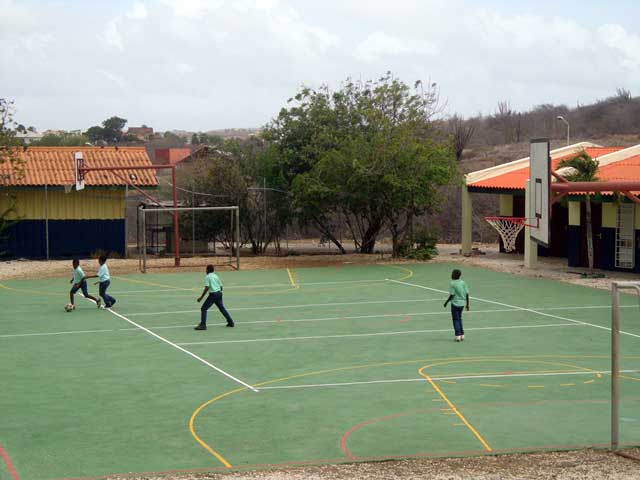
[556,116,570,146]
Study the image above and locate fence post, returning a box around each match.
[44,183,49,260]
[611,282,620,451]
[124,184,128,258]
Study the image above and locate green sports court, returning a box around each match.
[1,262,640,479]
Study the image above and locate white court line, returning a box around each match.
[124,297,443,317]
[177,322,579,346]
[110,278,389,295]
[389,279,640,340]
[0,328,117,338]
[85,299,259,392]
[4,304,637,340]
[259,369,640,390]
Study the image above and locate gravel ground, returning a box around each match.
[3,245,640,479]
[107,450,640,480]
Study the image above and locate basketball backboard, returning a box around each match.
[529,139,550,247]
[74,151,85,191]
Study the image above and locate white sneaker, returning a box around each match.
[455,336,461,342]
[461,335,465,341]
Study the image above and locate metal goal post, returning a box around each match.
[611,281,640,452]
[138,205,240,273]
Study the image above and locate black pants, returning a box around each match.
[201,291,234,326]
[451,305,464,336]
[99,280,116,308]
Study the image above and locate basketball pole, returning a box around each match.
[524,180,538,268]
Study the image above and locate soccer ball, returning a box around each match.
[64,303,75,312]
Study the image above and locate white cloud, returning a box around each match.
[354,32,437,63]
[1,0,639,131]
[126,2,148,20]
[96,69,128,90]
[102,20,124,51]
[599,24,640,71]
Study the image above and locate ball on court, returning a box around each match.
[64,304,74,312]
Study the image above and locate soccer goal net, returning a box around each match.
[611,281,640,455]
[137,205,240,273]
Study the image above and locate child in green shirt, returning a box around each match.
[443,269,470,342]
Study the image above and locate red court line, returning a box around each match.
[340,410,430,460]
[0,443,20,480]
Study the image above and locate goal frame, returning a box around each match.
[138,205,240,273]
[611,280,640,453]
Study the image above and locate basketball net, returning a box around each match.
[485,216,525,252]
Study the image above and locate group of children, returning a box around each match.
[69,258,469,342]
[68,259,233,331]
[68,255,116,310]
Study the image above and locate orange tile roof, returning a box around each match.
[469,147,626,190]
[0,146,158,187]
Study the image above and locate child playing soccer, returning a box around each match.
[195,264,234,331]
[443,269,470,342]
[69,259,100,309]
[86,255,116,308]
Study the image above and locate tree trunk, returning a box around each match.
[359,220,382,254]
[585,194,594,272]
[312,215,346,254]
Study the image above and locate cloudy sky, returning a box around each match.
[2,0,639,131]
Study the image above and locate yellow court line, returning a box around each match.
[560,383,575,387]
[114,276,195,291]
[584,379,595,384]
[0,282,64,298]
[189,354,640,466]
[419,367,492,452]
[188,388,245,468]
[386,265,414,281]
[286,268,297,288]
[528,385,545,389]
[479,384,502,388]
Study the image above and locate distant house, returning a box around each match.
[127,126,154,140]
[154,148,193,166]
[0,146,157,258]
[174,145,230,169]
[463,142,640,272]
[15,131,44,144]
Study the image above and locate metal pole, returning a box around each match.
[141,206,147,273]
[137,205,141,272]
[172,167,180,266]
[263,177,267,252]
[230,208,233,264]
[124,183,128,258]
[191,178,195,256]
[611,282,620,451]
[235,207,240,270]
[44,184,49,260]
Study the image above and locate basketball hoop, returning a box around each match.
[485,216,526,252]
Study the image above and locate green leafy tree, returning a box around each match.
[0,99,24,253]
[102,116,127,143]
[84,116,128,144]
[558,151,599,271]
[265,73,455,255]
[178,138,290,254]
[85,126,105,143]
[32,133,91,146]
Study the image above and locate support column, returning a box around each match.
[461,184,473,256]
[524,180,538,268]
